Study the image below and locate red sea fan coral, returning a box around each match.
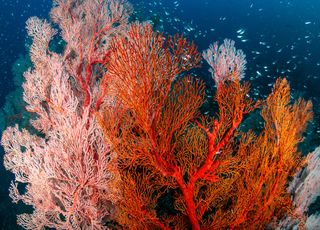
[97,23,313,229]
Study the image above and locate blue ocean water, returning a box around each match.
[0,0,319,228]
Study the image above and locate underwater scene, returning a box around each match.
[0,0,319,229]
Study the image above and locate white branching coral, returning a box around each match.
[277,147,320,229]
[203,39,246,86]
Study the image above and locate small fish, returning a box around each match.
[237,28,246,34]
[256,70,262,76]
[305,21,312,25]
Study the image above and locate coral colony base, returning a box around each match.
[1,0,319,229]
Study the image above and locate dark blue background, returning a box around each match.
[0,0,319,228]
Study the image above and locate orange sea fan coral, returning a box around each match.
[97,22,313,229]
